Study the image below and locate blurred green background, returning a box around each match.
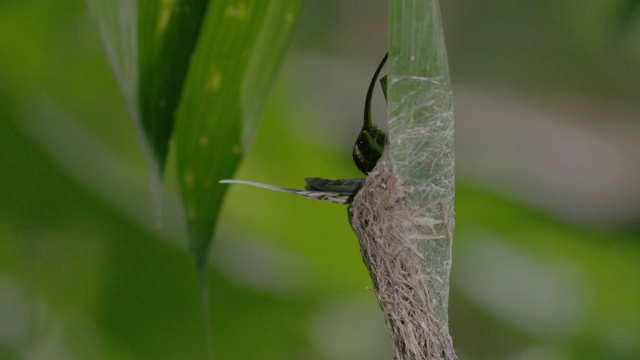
[1,1,640,359]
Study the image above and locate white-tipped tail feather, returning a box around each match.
[219,179,300,194]
[219,178,364,204]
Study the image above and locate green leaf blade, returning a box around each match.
[174,0,301,274]
[86,0,139,122]
[389,0,453,203]
[385,0,455,355]
[138,0,210,170]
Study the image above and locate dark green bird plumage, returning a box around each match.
[353,53,388,174]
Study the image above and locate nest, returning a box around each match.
[348,151,456,360]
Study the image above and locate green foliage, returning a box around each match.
[2,0,640,359]
[87,0,302,279]
[138,0,209,169]
[173,0,301,278]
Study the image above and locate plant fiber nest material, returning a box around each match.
[348,150,456,360]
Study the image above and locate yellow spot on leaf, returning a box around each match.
[284,12,294,23]
[199,135,209,146]
[156,0,178,35]
[206,70,222,91]
[226,3,248,19]
[184,170,195,187]
[232,144,242,154]
[157,8,172,34]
